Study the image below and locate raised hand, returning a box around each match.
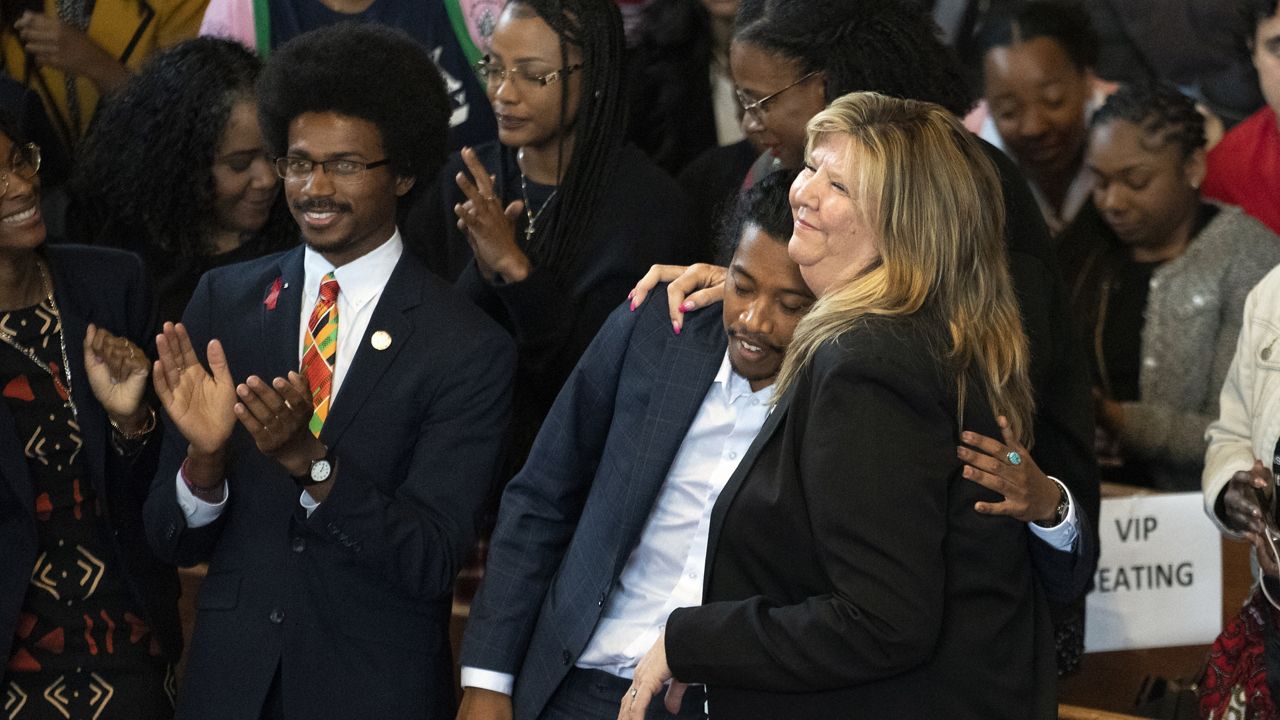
[152,322,236,457]
[83,323,149,430]
[627,263,728,334]
[454,146,529,283]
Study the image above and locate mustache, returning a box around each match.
[727,327,783,354]
[293,199,352,213]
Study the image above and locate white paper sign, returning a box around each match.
[1085,492,1222,653]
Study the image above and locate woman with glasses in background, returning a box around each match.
[0,110,181,719]
[69,38,296,323]
[405,0,695,484]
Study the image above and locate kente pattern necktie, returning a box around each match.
[302,273,339,436]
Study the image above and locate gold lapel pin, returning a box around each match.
[371,330,392,351]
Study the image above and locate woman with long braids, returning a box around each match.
[0,109,180,720]
[407,0,695,478]
[69,37,296,323]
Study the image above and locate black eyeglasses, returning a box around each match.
[0,142,40,195]
[273,156,391,181]
[475,58,583,89]
[735,71,822,121]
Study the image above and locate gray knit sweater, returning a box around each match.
[1120,205,1280,490]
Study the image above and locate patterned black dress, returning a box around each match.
[1,299,172,720]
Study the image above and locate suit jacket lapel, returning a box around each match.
[318,255,417,446]
[613,312,725,571]
[702,388,792,598]
[262,250,305,382]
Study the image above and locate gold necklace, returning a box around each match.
[0,260,77,417]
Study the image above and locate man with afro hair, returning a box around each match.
[144,23,515,720]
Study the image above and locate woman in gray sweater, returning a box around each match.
[1064,82,1280,491]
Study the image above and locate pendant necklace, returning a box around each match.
[0,260,78,417]
[517,148,559,244]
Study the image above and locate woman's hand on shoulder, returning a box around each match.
[627,263,728,334]
[83,323,150,429]
[453,146,530,283]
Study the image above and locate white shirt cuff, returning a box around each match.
[300,489,321,517]
[1027,477,1078,552]
[175,468,228,529]
[459,667,515,695]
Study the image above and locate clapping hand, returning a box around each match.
[83,323,150,431]
[153,322,236,458]
[233,372,324,479]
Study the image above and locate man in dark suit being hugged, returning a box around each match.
[143,24,515,720]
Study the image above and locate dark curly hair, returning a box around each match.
[72,37,294,257]
[502,0,627,276]
[974,1,1099,72]
[256,23,449,186]
[733,0,974,117]
[718,168,797,263]
[1090,83,1206,159]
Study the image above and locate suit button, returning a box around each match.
[561,650,571,666]
[291,537,306,553]
[269,609,285,624]
[165,524,176,540]
[597,592,606,607]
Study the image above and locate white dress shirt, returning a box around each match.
[176,231,404,527]
[462,351,773,694]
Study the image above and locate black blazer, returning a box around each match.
[143,246,515,719]
[0,244,180,667]
[666,314,1057,719]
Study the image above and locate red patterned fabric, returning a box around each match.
[1198,588,1278,718]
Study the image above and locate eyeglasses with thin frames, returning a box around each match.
[0,142,40,196]
[475,58,583,90]
[735,70,821,121]
[273,156,391,182]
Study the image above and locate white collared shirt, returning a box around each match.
[176,231,403,526]
[462,351,773,693]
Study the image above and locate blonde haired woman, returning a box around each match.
[620,92,1055,720]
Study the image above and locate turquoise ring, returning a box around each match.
[1006,451,1022,466]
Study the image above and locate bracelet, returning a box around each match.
[110,406,157,440]
[181,457,226,502]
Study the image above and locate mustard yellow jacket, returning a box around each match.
[2,0,208,146]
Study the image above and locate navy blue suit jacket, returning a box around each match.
[143,245,515,720]
[461,292,727,719]
[0,244,180,668]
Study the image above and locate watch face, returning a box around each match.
[310,458,332,483]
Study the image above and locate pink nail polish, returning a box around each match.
[672,321,682,335]
[680,301,694,312]
[629,299,637,312]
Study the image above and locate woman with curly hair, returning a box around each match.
[70,37,296,322]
